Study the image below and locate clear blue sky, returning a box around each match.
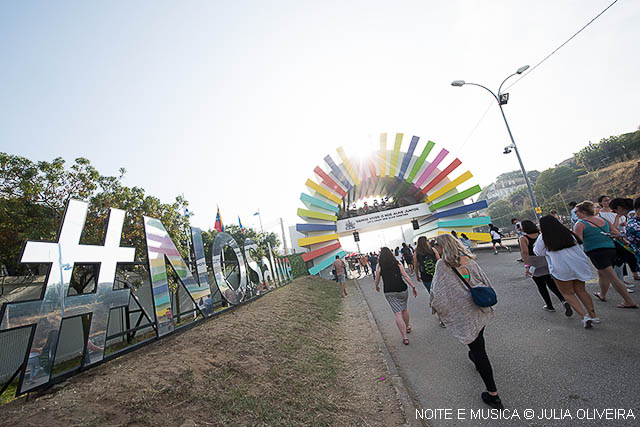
[2,1,639,251]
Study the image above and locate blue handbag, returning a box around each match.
[452,266,497,308]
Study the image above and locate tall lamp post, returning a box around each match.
[451,65,541,220]
[253,209,264,233]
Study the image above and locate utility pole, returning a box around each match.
[279,217,288,255]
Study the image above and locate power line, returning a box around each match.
[454,0,620,150]
[504,0,620,91]
[456,100,494,150]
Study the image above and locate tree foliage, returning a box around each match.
[0,153,190,277]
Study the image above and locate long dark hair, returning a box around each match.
[520,220,538,235]
[415,236,435,257]
[610,198,634,211]
[379,247,399,270]
[539,215,581,251]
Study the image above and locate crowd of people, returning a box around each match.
[329,194,640,410]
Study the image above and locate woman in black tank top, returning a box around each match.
[518,220,572,315]
[375,247,418,345]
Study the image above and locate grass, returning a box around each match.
[1,277,372,426]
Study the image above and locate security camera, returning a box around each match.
[503,146,512,154]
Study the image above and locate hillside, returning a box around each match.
[563,159,640,202]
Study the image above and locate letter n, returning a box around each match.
[143,217,212,336]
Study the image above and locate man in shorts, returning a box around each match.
[332,255,348,297]
[489,223,511,255]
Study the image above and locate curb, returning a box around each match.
[353,278,429,427]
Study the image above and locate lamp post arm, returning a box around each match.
[498,72,518,97]
[463,82,499,103]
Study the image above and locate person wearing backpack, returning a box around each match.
[430,234,503,410]
[413,236,439,292]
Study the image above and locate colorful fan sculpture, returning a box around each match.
[295,133,491,275]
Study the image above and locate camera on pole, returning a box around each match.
[353,231,360,242]
[412,219,419,230]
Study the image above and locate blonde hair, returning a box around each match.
[435,234,473,267]
[576,200,596,216]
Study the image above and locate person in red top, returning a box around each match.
[332,255,348,297]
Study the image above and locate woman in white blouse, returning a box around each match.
[534,215,598,328]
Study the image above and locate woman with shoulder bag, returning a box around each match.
[518,220,572,315]
[430,234,503,410]
[574,201,637,308]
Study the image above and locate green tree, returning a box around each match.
[534,166,578,200]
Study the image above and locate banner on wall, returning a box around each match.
[336,203,430,234]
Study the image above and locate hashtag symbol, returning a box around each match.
[0,200,134,394]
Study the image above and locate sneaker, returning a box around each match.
[590,317,601,324]
[543,305,555,312]
[626,287,634,293]
[563,302,573,317]
[493,251,498,255]
[481,392,504,410]
[507,247,511,252]
[582,316,593,329]
[439,321,446,328]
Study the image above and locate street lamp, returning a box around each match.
[451,65,541,220]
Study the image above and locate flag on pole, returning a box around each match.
[214,206,224,232]
[238,216,243,229]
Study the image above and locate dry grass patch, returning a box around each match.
[0,276,404,427]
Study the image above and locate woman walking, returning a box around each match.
[375,247,418,345]
[430,234,503,409]
[533,215,598,328]
[413,236,440,292]
[574,201,637,308]
[518,220,572,315]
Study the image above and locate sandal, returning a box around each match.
[616,304,638,309]
[406,325,412,334]
[593,292,606,302]
[403,338,409,345]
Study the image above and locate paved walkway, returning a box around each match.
[356,251,640,426]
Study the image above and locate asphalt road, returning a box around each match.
[356,251,640,427]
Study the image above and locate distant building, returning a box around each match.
[479,170,539,205]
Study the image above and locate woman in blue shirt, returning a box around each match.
[574,201,637,308]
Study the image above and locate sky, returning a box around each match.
[1,0,639,253]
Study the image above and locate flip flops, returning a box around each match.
[406,325,412,334]
[616,304,638,309]
[593,292,606,302]
[403,338,409,345]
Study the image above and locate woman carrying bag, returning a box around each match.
[574,201,637,308]
[518,220,572,315]
[430,234,503,410]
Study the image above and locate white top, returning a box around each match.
[533,234,593,282]
[490,230,501,240]
[599,211,616,224]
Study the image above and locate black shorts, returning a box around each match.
[586,248,617,270]
[492,239,501,244]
